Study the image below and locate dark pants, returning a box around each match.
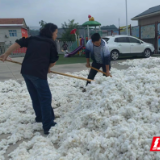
[22,74,55,131]
[86,62,111,86]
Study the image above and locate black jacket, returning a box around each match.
[16,36,59,80]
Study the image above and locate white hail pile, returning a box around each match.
[1,57,160,160]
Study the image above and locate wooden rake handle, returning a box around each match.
[50,71,93,82]
[89,66,112,77]
[0,58,22,65]
[0,58,93,82]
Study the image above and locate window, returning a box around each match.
[115,37,129,43]
[103,38,110,42]
[9,30,17,37]
[128,37,140,43]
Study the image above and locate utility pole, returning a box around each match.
[126,0,128,35]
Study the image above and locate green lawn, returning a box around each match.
[56,54,158,65]
[56,54,136,65]
[56,54,88,65]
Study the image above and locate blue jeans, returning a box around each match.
[22,74,55,131]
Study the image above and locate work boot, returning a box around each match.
[82,88,86,92]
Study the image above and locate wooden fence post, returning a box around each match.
[155,21,158,54]
[139,25,141,39]
[130,24,132,36]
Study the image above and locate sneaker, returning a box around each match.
[80,87,86,92]
[44,122,57,135]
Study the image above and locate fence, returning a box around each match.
[0,44,27,57]
[0,45,6,55]
[0,42,76,57]
[57,41,78,54]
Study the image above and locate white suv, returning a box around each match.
[103,35,155,60]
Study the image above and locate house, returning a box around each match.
[132,5,160,26]
[132,5,160,53]
[0,18,29,45]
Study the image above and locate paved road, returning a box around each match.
[0,57,136,81]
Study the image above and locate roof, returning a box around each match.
[82,21,101,27]
[103,35,134,38]
[0,18,25,24]
[0,24,23,27]
[132,5,160,20]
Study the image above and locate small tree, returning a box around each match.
[61,19,79,41]
[39,20,47,30]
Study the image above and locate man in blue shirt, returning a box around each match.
[85,33,111,86]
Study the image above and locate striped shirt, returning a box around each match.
[94,45,103,64]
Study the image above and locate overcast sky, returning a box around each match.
[0,0,160,28]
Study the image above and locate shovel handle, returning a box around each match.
[89,66,112,77]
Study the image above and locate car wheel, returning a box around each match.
[111,50,119,60]
[144,49,151,58]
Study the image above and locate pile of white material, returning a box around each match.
[1,57,160,160]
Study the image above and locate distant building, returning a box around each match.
[101,25,119,36]
[0,18,28,45]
